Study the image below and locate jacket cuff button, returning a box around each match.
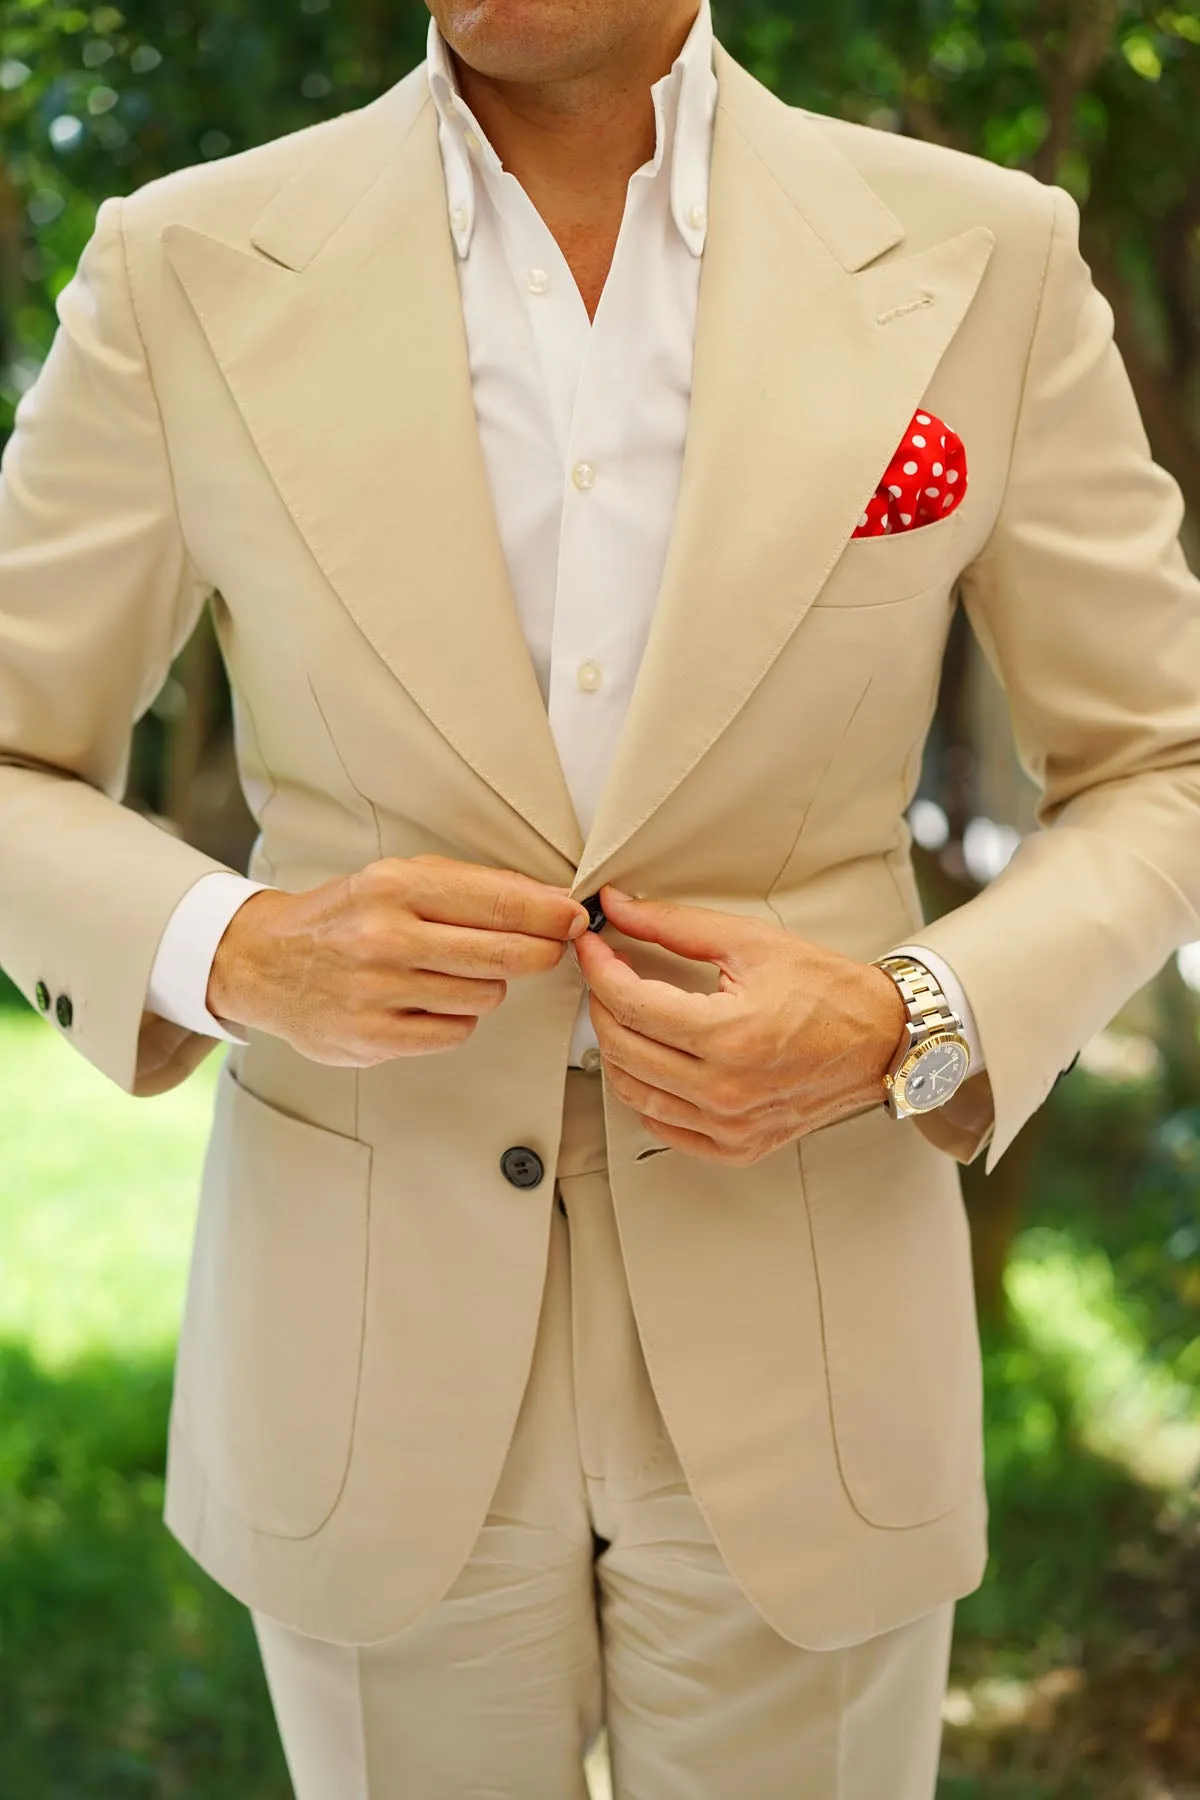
[55,994,74,1030]
[35,981,51,1014]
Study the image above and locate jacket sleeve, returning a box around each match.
[0,193,238,1096]
[903,181,1200,1171]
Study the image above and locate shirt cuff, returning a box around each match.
[145,872,273,1045]
[890,943,987,1076]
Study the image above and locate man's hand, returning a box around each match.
[572,884,908,1164]
[207,853,590,1067]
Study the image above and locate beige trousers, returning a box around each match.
[252,1068,954,1799]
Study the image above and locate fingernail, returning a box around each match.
[568,913,589,938]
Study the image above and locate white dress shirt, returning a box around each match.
[146,0,984,1075]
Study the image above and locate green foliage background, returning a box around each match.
[1,3,1198,1795]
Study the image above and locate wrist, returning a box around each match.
[206,888,285,1028]
[861,962,909,1089]
[801,961,909,1131]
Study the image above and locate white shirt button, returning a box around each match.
[576,660,603,693]
[449,205,468,232]
[687,202,707,230]
[571,461,596,491]
[527,268,550,295]
[580,1047,603,1073]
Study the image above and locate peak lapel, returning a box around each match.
[573,46,995,896]
[161,72,584,871]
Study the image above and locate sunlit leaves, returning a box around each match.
[1123,30,1165,76]
[929,22,987,78]
[1158,6,1200,41]
[982,100,1049,164]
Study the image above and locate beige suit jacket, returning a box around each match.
[3,42,1200,1650]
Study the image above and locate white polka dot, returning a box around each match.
[932,462,943,476]
[916,414,931,424]
[900,513,912,525]
[887,484,903,498]
[925,485,939,497]
[940,436,946,447]
[943,494,954,507]
[911,434,926,447]
[903,460,918,475]
[858,512,869,528]
[946,469,959,483]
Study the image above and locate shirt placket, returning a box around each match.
[547,172,662,843]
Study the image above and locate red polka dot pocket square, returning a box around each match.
[851,408,966,538]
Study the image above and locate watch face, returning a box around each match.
[899,1039,969,1112]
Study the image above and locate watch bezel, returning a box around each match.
[890,1030,971,1114]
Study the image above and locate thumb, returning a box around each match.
[598,886,753,971]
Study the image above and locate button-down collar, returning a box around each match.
[426,0,716,261]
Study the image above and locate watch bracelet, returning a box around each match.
[871,954,962,1038]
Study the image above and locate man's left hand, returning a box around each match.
[571,884,908,1165]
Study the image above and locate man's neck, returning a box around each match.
[447,6,698,226]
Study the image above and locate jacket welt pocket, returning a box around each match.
[812,507,965,608]
[172,1062,373,1539]
[798,1107,983,1527]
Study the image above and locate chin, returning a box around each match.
[434,0,604,81]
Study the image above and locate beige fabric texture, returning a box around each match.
[251,1068,955,1800]
[1,38,1199,1648]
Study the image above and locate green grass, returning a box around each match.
[0,1010,221,1364]
[0,1009,290,1798]
[0,1007,1196,1797]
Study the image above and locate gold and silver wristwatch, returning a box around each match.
[871,954,972,1120]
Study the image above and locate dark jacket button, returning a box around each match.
[500,1146,544,1189]
[55,994,74,1029]
[35,982,50,1013]
[582,894,607,933]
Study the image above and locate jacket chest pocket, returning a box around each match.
[172,1062,373,1539]
[813,507,966,608]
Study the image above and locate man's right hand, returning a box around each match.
[206,853,590,1067]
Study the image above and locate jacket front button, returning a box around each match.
[582,894,606,932]
[55,993,74,1029]
[501,1145,544,1189]
[35,982,50,1013]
